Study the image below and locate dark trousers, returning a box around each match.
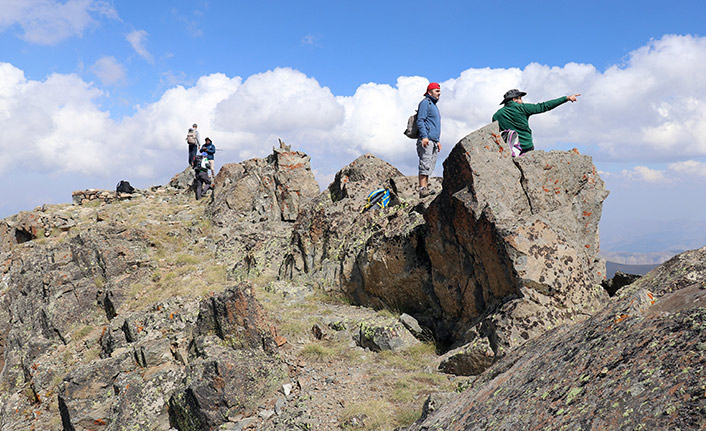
[188,144,198,166]
[194,170,211,200]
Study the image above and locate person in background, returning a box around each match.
[193,151,212,201]
[186,123,201,166]
[200,137,216,177]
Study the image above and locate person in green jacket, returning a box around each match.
[492,89,581,155]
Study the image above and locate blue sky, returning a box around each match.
[1,0,706,259]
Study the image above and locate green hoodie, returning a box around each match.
[492,96,568,150]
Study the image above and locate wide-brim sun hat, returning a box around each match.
[500,89,527,104]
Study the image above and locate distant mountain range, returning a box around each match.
[604,260,660,279]
[600,250,681,265]
[601,250,678,278]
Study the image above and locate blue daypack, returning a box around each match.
[360,188,391,213]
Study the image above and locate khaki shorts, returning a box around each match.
[417,139,439,176]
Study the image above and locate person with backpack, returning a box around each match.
[416,82,442,198]
[192,150,212,200]
[186,123,201,166]
[492,89,581,155]
[200,137,216,177]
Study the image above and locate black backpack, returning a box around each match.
[192,154,208,171]
[116,180,135,194]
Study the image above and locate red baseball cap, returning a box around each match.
[426,82,440,93]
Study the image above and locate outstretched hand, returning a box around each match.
[567,94,581,102]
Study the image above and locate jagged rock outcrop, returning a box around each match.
[281,124,609,372]
[0,192,287,431]
[426,122,610,372]
[193,143,321,283]
[0,208,78,248]
[168,284,287,431]
[54,283,285,431]
[602,270,642,296]
[208,142,319,225]
[279,154,445,333]
[407,247,706,431]
[0,223,154,430]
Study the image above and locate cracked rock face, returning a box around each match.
[0,213,285,431]
[406,247,706,431]
[207,145,319,226]
[278,154,448,334]
[281,124,610,373]
[423,122,610,368]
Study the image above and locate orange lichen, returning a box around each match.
[615,314,629,323]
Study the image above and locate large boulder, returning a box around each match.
[407,247,706,431]
[203,144,321,282]
[208,142,319,225]
[422,122,609,368]
[279,154,445,330]
[281,124,610,367]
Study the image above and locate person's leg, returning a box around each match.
[202,175,211,195]
[417,140,438,197]
[190,145,199,166]
[519,146,534,155]
[195,173,205,200]
[417,139,430,190]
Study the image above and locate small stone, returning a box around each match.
[281,383,293,397]
[399,313,424,337]
[225,417,256,431]
[312,323,326,340]
[258,409,275,420]
[275,397,286,415]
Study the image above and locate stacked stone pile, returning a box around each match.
[71,188,137,205]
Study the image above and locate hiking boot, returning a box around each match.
[419,187,435,198]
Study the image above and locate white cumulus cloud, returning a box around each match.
[0,0,118,45]
[621,166,668,183]
[126,29,154,63]
[1,34,706,191]
[668,160,706,177]
[90,56,126,85]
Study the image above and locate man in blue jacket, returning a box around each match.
[200,137,216,177]
[416,82,442,198]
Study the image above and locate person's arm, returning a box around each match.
[416,99,430,139]
[416,99,432,146]
[522,96,570,115]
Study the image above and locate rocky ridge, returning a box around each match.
[280,122,610,376]
[0,124,702,431]
[408,246,706,430]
